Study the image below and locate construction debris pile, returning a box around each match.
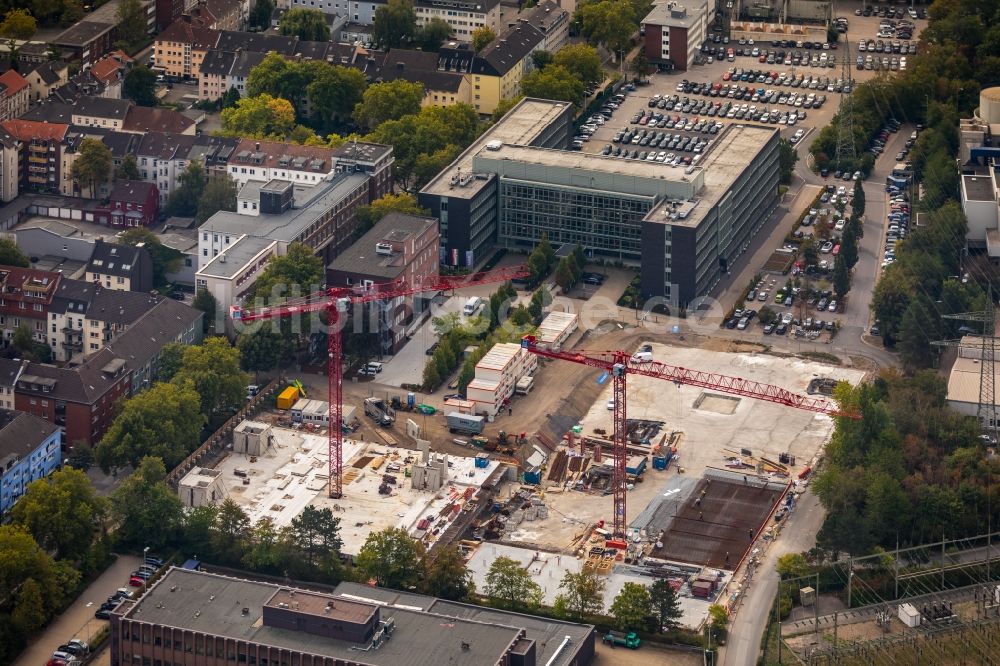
[474,487,549,540]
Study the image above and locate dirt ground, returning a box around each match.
[592,640,705,665]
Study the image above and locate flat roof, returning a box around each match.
[126,569,522,666]
[646,123,778,227]
[642,0,708,29]
[421,98,573,197]
[197,236,276,279]
[963,174,996,201]
[948,355,1000,405]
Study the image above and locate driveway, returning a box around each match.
[12,555,142,666]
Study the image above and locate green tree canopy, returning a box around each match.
[553,43,603,85]
[110,456,184,549]
[472,25,495,51]
[165,160,206,217]
[554,570,604,620]
[416,17,451,50]
[8,467,107,561]
[520,64,585,104]
[286,505,343,578]
[220,94,297,140]
[172,336,247,422]
[123,65,157,106]
[195,174,238,224]
[115,0,147,50]
[118,226,182,286]
[250,242,324,306]
[484,556,542,610]
[0,237,29,267]
[70,137,111,197]
[115,153,140,180]
[372,0,417,48]
[575,0,642,57]
[356,192,428,235]
[356,527,426,589]
[279,8,330,40]
[250,0,274,29]
[648,578,682,632]
[237,328,294,374]
[421,545,474,600]
[610,581,652,631]
[94,381,204,471]
[0,9,37,40]
[354,79,424,129]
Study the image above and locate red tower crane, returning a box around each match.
[231,265,529,498]
[519,335,860,547]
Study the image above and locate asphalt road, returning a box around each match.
[12,555,141,666]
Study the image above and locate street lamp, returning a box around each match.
[142,546,149,596]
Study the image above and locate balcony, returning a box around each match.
[28,154,47,164]
[27,175,46,184]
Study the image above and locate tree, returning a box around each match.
[832,254,850,297]
[61,1,84,26]
[554,257,574,291]
[181,504,217,558]
[422,360,440,391]
[422,545,474,600]
[531,49,553,70]
[305,62,368,131]
[211,498,250,564]
[115,153,140,180]
[11,323,35,356]
[95,381,204,471]
[356,192,429,236]
[0,238,29,267]
[118,227,182,286]
[576,0,637,58]
[221,85,241,109]
[237,328,293,374]
[778,137,798,184]
[776,553,810,578]
[195,174,237,224]
[220,94,296,140]
[354,79,424,129]
[472,25,495,51]
[287,505,343,572]
[0,8,35,68]
[165,161,206,217]
[630,50,652,80]
[192,289,219,333]
[110,456,184,549]
[485,556,543,610]
[70,138,111,197]
[251,242,324,305]
[554,570,604,620]
[553,43,603,86]
[852,179,865,216]
[8,468,107,561]
[250,0,274,30]
[610,582,652,631]
[279,8,330,40]
[123,65,157,106]
[356,527,426,589]
[840,224,859,269]
[520,64,585,104]
[116,0,147,50]
[243,518,283,572]
[372,0,417,49]
[172,337,247,422]
[417,17,451,50]
[707,603,729,641]
[11,578,46,635]
[648,579,682,632]
[66,442,94,470]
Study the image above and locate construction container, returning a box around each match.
[466,343,538,417]
[537,311,578,349]
[523,466,542,484]
[652,451,672,470]
[276,386,299,410]
[799,586,816,606]
[625,455,648,476]
[474,454,490,468]
[691,581,713,598]
[447,412,485,435]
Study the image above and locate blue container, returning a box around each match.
[407,392,416,408]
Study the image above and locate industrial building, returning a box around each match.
[959,87,1000,256]
[946,336,1000,427]
[641,0,713,72]
[420,98,780,306]
[467,342,538,417]
[109,568,596,666]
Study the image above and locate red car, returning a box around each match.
[129,576,144,587]
[723,72,732,80]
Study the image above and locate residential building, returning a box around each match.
[340,21,375,46]
[156,0,196,31]
[0,70,30,122]
[465,23,545,114]
[198,49,266,101]
[52,0,156,65]
[363,50,470,107]
[641,0,711,72]
[71,96,132,130]
[24,62,69,102]
[46,277,97,362]
[195,235,280,310]
[61,127,141,198]
[0,126,17,203]
[512,0,569,52]
[224,139,391,189]
[0,409,61,513]
[420,98,779,306]
[0,358,25,410]
[153,17,221,79]
[414,0,504,38]
[136,132,239,205]
[1,120,70,194]
[327,212,439,353]
[85,239,154,292]
[109,569,597,666]
[89,50,134,99]
[159,230,200,286]
[122,106,196,134]
[187,0,244,30]
[17,293,203,442]
[287,0,381,24]
[0,266,61,346]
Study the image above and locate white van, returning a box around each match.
[463,297,484,315]
[631,351,653,363]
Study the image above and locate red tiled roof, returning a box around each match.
[90,57,123,85]
[123,107,195,134]
[0,70,29,96]
[157,17,219,48]
[0,119,69,142]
